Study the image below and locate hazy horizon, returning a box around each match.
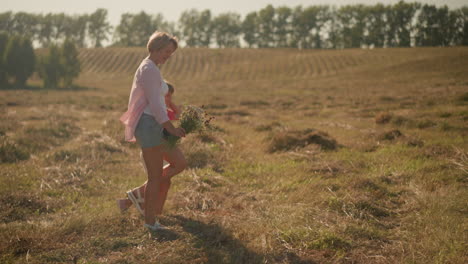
[1,0,467,27]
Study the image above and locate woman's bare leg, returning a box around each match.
[119,151,149,211]
[120,148,186,215]
[155,146,187,215]
[141,144,164,225]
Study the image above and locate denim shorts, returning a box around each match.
[134,113,165,148]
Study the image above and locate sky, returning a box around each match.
[1,0,467,27]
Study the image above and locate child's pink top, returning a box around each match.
[167,109,176,120]
[120,58,169,142]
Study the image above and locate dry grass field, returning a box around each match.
[0,46,467,263]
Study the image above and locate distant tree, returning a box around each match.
[0,12,13,33]
[444,8,465,46]
[62,15,75,42]
[113,13,133,46]
[242,11,259,48]
[257,5,276,47]
[392,1,420,47]
[21,38,36,86]
[312,6,331,49]
[63,15,88,48]
[60,39,81,88]
[198,10,213,47]
[4,36,35,87]
[38,45,63,89]
[178,9,198,46]
[151,13,175,35]
[179,9,212,47]
[37,13,54,47]
[50,13,68,44]
[129,11,154,46]
[37,13,84,47]
[365,3,387,47]
[142,13,172,45]
[385,5,399,47]
[325,6,341,49]
[462,7,468,45]
[11,12,40,40]
[336,6,352,48]
[354,5,367,48]
[1,4,465,50]
[415,4,439,46]
[337,5,367,48]
[2,12,89,48]
[163,21,178,39]
[212,12,241,48]
[0,33,9,85]
[290,6,309,48]
[415,4,460,46]
[74,15,89,48]
[88,8,112,48]
[114,12,173,47]
[294,6,333,48]
[274,6,293,47]
[291,6,321,49]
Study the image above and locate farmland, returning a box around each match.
[1,47,467,263]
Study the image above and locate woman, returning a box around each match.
[119,31,187,232]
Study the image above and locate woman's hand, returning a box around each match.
[162,120,185,138]
[172,127,186,138]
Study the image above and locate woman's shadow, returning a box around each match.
[163,215,314,264]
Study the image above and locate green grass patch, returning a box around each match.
[0,193,53,223]
[279,227,351,251]
[0,136,30,163]
[344,224,388,241]
[15,120,79,153]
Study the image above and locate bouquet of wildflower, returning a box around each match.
[166,105,213,147]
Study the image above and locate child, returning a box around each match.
[163,81,181,139]
[165,81,181,121]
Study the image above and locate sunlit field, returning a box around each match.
[1,47,467,263]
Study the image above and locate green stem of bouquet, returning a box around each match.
[165,134,180,148]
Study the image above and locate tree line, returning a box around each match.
[0,33,80,89]
[0,2,468,49]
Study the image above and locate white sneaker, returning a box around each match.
[144,222,168,232]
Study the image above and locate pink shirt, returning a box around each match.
[120,58,169,142]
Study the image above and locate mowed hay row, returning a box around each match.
[76,47,440,80]
[159,48,209,80]
[77,48,146,75]
[106,49,136,74]
[184,48,207,79]
[79,48,108,73]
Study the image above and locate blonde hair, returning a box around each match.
[147,31,178,53]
